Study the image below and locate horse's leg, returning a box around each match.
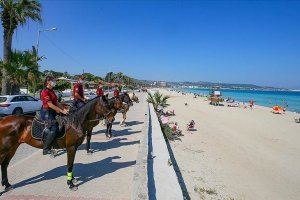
[1,144,19,191]
[120,112,126,126]
[109,118,114,138]
[105,122,110,139]
[86,129,93,154]
[66,145,78,191]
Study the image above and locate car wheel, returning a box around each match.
[13,108,23,115]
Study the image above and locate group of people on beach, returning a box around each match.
[40,75,120,155]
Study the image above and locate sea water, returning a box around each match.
[176,88,300,113]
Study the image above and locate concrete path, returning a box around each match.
[1,93,148,200]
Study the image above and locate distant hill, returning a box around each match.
[139,80,287,91]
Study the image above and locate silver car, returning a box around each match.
[0,95,42,116]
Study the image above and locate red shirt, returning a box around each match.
[113,88,119,97]
[41,88,57,109]
[96,88,103,96]
[73,83,84,100]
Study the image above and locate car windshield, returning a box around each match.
[0,97,7,103]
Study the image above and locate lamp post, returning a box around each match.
[33,28,57,97]
[36,27,57,63]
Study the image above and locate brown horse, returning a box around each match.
[0,96,119,191]
[120,93,139,126]
[105,93,133,138]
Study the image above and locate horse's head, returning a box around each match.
[120,93,133,106]
[131,93,139,103]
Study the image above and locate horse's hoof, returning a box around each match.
[72,177,78,184]
[5,184,14,191]
[87,150,93,155]
[69,185,78,191]
[67,180,78,191]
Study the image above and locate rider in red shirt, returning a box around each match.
[113,85,119,97]
[96,83,104,96]
[73,75,86,108]
[40,76,68,155]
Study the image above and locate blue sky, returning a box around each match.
[1,0,300,88]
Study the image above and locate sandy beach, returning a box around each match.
[158,89,300,200]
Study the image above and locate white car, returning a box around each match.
[84,92,97,100]
[0,95,42,116]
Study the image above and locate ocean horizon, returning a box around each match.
[176,88,300,113]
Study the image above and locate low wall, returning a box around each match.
[148,103,183,200]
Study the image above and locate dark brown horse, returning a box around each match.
[85,96,123,154]
[0,96,119,191]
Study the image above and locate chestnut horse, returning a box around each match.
[120,93,139,126]
[105,93,133,138]
[0,96,121,191]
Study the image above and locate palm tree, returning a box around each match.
[24,46,44,96]
[0,0,42,95]
[147,91,170,111]
[7,50,27,94]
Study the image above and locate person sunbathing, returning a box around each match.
[172,122,182,135]
[166,110,175,116]
[186,120,195,131]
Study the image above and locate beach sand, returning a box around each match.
[158,89,300,200]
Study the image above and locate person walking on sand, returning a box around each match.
[249,100,254,110]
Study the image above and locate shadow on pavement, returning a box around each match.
[123,121,144,127]
[78,138,140,153]
[93,128,141,137]
[112,120,144,126]
[8,156,136,192]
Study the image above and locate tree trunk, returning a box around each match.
[1,31,13,95]
[33,77,36,97]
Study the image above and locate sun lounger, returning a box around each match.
[227,103,239,107]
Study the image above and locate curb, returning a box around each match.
[132,103,150,200]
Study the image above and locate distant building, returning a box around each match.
[160,81,167,87]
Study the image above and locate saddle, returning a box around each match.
[31,111,66,141]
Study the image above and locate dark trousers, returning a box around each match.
[74,99,85,108]
[41,108,59,150]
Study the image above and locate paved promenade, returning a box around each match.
[1,93,148,200]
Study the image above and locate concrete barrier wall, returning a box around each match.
[148,103,183,200]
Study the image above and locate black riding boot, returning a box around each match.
[43,130,56,155]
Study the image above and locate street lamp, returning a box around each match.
[36,27,57,63]
[33,27,57,97]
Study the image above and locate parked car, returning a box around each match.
[0,95,42,116]
[84,92,97,100]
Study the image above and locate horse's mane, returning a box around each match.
[59,97,101,134]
